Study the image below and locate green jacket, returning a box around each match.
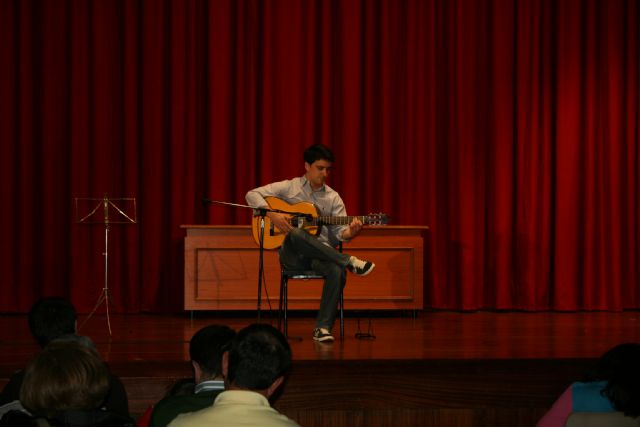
[149,388,223,427]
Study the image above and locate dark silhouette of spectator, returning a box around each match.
[145,324,235,427]
[0,297,129,417]
[168,323,299,427]
[537,342,640,427]
[0,340,135,427]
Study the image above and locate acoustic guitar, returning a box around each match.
[251,196,388,249]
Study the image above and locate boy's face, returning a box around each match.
[305,159,332,190]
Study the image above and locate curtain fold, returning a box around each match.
[0,0,638,313]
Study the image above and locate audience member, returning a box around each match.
[537,342,640,427]
[0,340,136,427]
[0,297,129,418]
[147,324,235,427]
[168,323,299,427]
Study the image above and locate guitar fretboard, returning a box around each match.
[289,215,373,226]
[314,216,371,225]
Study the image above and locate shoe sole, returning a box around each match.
[354,263,375,277]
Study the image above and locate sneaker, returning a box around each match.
[348,256,375,276]
[313,327,335,342]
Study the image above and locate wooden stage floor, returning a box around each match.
[2,310,640,366]
[0,311,640,369]
[1,310,639,426]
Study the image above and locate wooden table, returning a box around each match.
[182,225,427,311]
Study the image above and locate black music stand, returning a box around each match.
[75,194,137,335]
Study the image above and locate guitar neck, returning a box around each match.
[313,216,370,226]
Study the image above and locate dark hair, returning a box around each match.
[28,297,77,348]
[189,324,235,377]
[226,324,292,391]
[20,341,110,417]
[303,144,334,165]
[596,343,640,417]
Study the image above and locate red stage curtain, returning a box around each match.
[0,0,638,313]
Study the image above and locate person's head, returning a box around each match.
[20,340,110,418]
[28,297,77,348]
[303,144,334,190]
[596,343,640,417]
[189,324,235,382]
[224,323,292,397]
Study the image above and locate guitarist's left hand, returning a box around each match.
[341,218,363,240]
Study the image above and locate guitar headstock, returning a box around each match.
[364,213,388,226]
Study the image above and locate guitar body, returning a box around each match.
[251,197,320,250]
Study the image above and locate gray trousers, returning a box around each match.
[278,228,350,330]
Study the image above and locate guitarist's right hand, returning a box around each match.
[267,212,293,233]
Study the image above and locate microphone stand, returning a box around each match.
[202,198,307,321]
